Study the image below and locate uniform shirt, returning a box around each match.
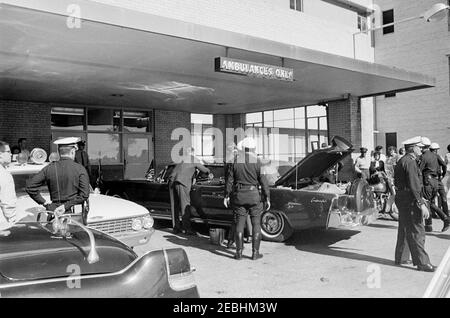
[420,150,446,178]
[394,153,424,205]
[168,155,210,189]
[225,152,270,201]
[354,156,371,172]
[26,157,89,210]
[0,165,17,223]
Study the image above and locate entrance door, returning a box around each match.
[385,132,397,150]
[123,134,153,180]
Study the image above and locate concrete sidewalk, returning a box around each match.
[135,218,449,298]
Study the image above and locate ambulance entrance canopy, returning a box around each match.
[0,2,434,114]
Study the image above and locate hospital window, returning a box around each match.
[290,0,303,12]
[382,9,394,34]
[358,14,368,32]
[51,107,154,166]
[191,114,214,160]
[244,105,328,164]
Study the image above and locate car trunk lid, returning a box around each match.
[275,136,354,187]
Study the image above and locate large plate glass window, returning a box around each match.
[51,107,85,130]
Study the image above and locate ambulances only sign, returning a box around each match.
[214,57,294,82]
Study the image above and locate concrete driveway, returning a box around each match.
[135,218,449,298]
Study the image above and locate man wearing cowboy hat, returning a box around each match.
[394,136,435,272]
[26,137,90,222]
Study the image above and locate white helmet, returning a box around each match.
[430,142,440,150]
[421,137,431,147]
[237,137,257,150]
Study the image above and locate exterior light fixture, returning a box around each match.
[353,3,450,59]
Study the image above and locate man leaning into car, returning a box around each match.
[168,146,211,235]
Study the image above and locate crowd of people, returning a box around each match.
[1,134,449,270]
[355,137,449,272]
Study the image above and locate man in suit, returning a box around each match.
[168,147,211,234]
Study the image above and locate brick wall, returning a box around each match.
[373,0,450,155]
[88,0,373,59]
[0,100,52,155]
[154,109,191,172]
[328,95,361,181]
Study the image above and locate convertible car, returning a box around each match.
[105,136,378,242]
[9,163,154,248]
[0,214,199,298]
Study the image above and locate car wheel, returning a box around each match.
[260,211,293,242]
[349,179,372,212]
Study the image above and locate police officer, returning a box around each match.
[420,139,448,232]
[394,136,435,272]
[26,137,90,223]
[224,137,270,260]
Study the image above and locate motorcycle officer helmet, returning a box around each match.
[430,142,440,150]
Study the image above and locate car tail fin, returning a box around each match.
[164,248,197,292]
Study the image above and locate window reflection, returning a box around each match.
[244,104,327,161]
[88,133,120,164]
[126,137,149,163]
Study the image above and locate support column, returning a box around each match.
[328,95,361,181]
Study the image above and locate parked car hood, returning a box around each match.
[0,222,137,282]
[275,136,354,187]
[15,193,150,223]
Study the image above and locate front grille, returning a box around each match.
[89,218,133,235]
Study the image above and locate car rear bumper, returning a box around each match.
[327,207,378,229]
[113,228,155,247]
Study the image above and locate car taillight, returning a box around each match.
[131,218,143,231]
[143,215,154,229]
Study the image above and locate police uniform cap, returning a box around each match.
[53,137,81,147]
[402,136,425,148]
[421,137,431,147]
[430,142,440,150]
[237,137,257,150]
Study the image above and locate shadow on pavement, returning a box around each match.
[426,232,450,240]
[285,228,411,269]
[367,223,398,230]
[160,228,237,259]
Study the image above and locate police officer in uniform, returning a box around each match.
[224,137,270,260]
[394,136,435,272]
[420,141,449,232]
[26,137,90,223]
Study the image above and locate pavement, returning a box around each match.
[134,217,450,298]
